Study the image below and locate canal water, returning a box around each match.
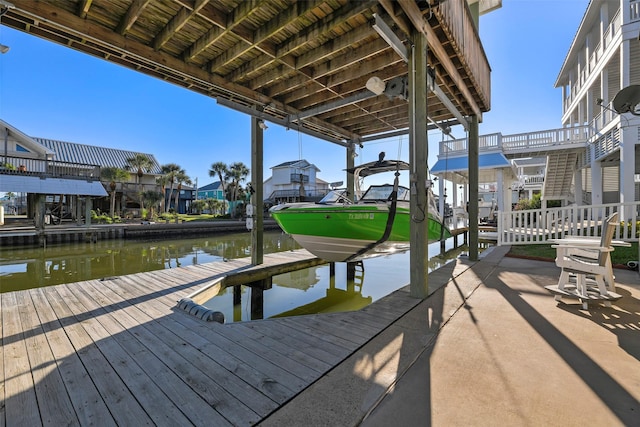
[0,230,468,323]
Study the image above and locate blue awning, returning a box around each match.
[431,152,512,173]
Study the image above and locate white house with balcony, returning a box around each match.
[264,160,331,204]
[555,0,640,207]
[432,0,640,222]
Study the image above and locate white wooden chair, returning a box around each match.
[545,212,622,309]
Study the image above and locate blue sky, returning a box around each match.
[0,0,589,192]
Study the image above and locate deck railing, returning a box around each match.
[0,155,100,180]
[440,125,592,156]
[563,8,622,111]
[497,201,640,246]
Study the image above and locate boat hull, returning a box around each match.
[270,203,451,262]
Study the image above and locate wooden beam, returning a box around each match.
[8,0,355,142]
[225,1,376,83]
[397,0,481,117]
[408,28,429,299]
[208,0,324,73]
[76,0,93,19]
[251,116,264,265]
[116,0,152,36]
[153,0,209,51]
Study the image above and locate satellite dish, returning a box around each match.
[612,85,640,115]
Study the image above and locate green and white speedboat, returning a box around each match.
[269,159,451,262]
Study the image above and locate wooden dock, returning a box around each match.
[0,249,424,426]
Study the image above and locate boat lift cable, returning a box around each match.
[345,162,401,262]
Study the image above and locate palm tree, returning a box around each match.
[156,174,171,214]
[161,163,182,212]
[101,166,130,218]
[226,162,249,218]
[208,161,228,214]
[125,154,153,213]
[173,170,192,214]
[140,190,163,220]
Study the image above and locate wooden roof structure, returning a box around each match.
[1,0,492,146]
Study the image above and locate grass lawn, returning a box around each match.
[508,242,639,266]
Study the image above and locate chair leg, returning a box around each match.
[557,269,570,292]
[576,274,587,298]
[594,274,608,297]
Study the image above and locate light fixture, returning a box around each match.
[258,120,268,130]
[0,44,9,54]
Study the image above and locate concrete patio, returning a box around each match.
[260,246,640,426]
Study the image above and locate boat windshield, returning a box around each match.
[361,185,410,201]
[318,189,352,204]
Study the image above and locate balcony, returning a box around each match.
[0,155,100,181]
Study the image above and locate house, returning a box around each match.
[197,181,225,201]
[432,0,640,221]
[264,160,330,204]
[554,0,640,206]
[0,118,164,220]
[34,137,163,217]
[0,119,107,221]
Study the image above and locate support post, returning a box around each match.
[251,116,264,265]
[346,141,356,200]
[468,115,479,261]
[409,29,429,298]
[85,197,92,226]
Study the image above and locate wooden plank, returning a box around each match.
[270,318,357,353]
[40,286,155,426]
[242,320,346,364]
[229,323,333,373]
[220,324,323,381]
[29,287,115,427]
[98,275,303,402]
[1,292,42,427]
[14,291,79,426]
[83,279,275,424]
[280,315,370,346]
[53,284,195,426]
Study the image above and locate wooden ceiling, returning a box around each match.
[1,0,491,146]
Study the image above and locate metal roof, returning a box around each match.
[198,181,223,191]
[431,152,517,183]
[0,174,107,196]
[34,138,163,175]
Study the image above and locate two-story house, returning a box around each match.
[0,119,163,220]
[555,0,640,206]
[264,160,330,204]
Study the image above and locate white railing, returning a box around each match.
[498,202,640,245]
[563,8,621,110]
[440,126,591,156]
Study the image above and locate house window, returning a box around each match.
[15,144,29,153]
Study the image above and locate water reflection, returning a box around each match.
[203,240,471,323]
[1,228,480,323]
[0,231,299,293]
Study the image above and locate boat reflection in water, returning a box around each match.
[202,240,471,323]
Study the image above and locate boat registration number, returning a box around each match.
[348,213,374,220]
